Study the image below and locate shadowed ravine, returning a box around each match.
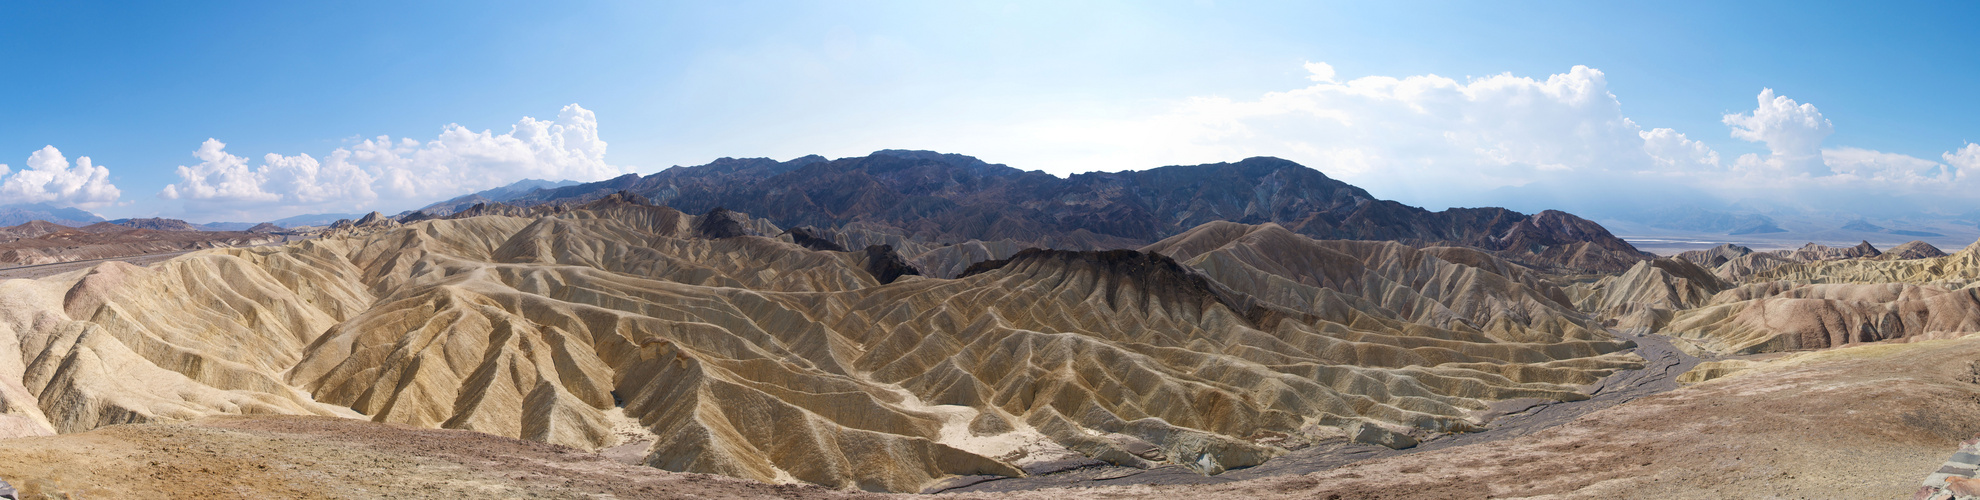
[935,330,1703,493]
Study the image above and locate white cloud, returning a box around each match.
[1302,61,1337,83]
[0,146,122,209]
[160,139,281,203]
[1639,128,1721,172]
[1821,146,1950,183]
[916,65,1980,217]
[1947,143,1980,183]
[953,64,1713,206]
[162,104,626,218]
[1722,89,1833,176]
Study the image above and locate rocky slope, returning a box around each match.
[492,151,1650,273]
[1676,240,1950,283]
[0,203,1644,492]
[1745,239,1980,287]
[3,328,1961,499]
[1567,258,1730,335]
[1663,282,1980,354]
[1879,240,1949,260]
[1573,239,1980,356]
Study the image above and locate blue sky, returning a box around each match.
[3,1,1978,221]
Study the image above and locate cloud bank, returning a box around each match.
[0,146,122,210]
[972,63,1973,219]
[162,104,626,219]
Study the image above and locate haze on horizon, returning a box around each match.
[3,1,1977,233]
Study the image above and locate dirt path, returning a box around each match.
[940,330,1703,493]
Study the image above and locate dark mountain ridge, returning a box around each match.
[486,150,1652,272]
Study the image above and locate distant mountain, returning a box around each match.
[106,218,203,232]
[404,179,580,220]
[270,213,365,228]
[1843,219,1943,237]
[1727,218,1787,235]
[0,203,104,227]
[195,222,261,231]
[1634,206,1784,235]
[486,150,1652,272]
[1840,219,1885,232]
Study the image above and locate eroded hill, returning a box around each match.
[0,201,1646,492]
[1575,238,1980,357]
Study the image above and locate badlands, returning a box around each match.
[0,154,1976,499]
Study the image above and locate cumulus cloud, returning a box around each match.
[160,139,282,203]
[0,146,122,209]
[1723,89,1834,176]
[1947,143,1980,181]
[1821,147,1950,183]
[967,63,1712,207]
[1302,61,1337,83]
[1639,128,1721,172]
[939,65,1980,218]
[162,104,626,218]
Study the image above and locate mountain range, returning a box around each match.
[0,203,104,227]
[438,150,1652,273]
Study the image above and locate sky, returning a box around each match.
[2,1,1978,222]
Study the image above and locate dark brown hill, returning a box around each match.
[108,217,204,232]
[0,220,75,242]
[502,151,1650,272]
[0,224,282,267]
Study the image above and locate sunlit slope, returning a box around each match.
[0,208,1647,492]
